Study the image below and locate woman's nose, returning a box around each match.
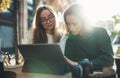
[46,20,50,24]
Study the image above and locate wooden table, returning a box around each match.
[4,65,72,78]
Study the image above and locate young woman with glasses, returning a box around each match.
[32,5,61,43]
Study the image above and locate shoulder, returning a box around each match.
[92,27,108,36]
[93,27,107,32]
[60,33,69,41]
[92,27,111,43]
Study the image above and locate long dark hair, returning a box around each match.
[32,5,61,43]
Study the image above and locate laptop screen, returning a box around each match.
[18,43,66,75]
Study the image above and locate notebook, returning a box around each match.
[18,43,66,75]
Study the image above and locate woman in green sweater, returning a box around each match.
[63,3,116,78]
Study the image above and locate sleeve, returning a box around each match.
[59,34,68,55]
[65,36,75,60]
[91,28,114,68]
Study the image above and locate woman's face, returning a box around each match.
[66,15,83,35]
[40,9,55,33]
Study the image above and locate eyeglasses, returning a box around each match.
[41,15,55,24]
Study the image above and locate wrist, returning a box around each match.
[70,61,79,66]
[72,64,83,77]
[72,64,82,70]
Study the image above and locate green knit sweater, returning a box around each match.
[65,27,114,70]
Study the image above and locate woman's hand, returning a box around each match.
[64,56,78,66]
[102,67,115,76]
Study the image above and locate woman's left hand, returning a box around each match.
[64,56,78,66]
[102,67,115,76]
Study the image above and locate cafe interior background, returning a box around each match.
[0,0,120,67]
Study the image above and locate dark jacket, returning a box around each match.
[65,27,114,70]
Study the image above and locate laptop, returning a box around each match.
[18,43,67,75]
